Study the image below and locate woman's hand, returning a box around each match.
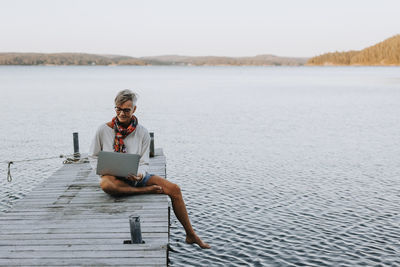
[126,173,143,183]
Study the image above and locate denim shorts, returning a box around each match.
[115,173,154,187]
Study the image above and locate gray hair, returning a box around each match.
[114,89,138,107]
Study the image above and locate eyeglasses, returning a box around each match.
[115,107,132,114]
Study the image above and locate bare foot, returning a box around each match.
[186,234,211,249]
[146,185,163,194]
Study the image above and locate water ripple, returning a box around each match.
[1,66,400,266]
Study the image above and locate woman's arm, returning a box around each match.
[89,126,104,170]
[137,130,150,177]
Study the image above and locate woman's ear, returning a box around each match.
[133,106,137,113]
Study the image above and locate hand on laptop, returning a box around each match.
[126,173,143,183]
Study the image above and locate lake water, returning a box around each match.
[0,66,399,266]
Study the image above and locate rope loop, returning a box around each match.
[7,161,13,182]
[3,154,76,182]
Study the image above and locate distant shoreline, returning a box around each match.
[1,64,398,68]
[2,63,399,68]
[2,38,399,66]
[0,52,308,66]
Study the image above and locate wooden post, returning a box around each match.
[150,132,155,158]
[129,215,143,244]
[73,132,80,159]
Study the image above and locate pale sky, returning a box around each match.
[1,0,399,58]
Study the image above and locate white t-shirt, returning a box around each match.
[89,123,150,177]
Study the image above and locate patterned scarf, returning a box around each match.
[111,115,138,153]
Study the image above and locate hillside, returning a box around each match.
[0,53,307,66]
[308,34,400,66]
[141,54,308,66]
[0,53,147,65]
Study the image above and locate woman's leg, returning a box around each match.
[146,175,210,249]
[100,175,162,196]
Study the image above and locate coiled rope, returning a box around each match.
[7,161,13,182]
[3,154,78,182]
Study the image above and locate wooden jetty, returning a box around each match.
[0,148,169,266]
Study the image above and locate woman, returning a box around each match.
[89,89,210,249]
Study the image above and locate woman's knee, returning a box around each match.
[147,176,182,198]
[168,183,181,198]
[100,176,116,195]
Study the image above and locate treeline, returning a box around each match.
[0,53,307,66]
[308,34,400,65]
[0,53,147,65]
[142,54,308,66]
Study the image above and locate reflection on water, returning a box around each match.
[1,66,399,266]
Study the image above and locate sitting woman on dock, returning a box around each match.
[89,89,210,249]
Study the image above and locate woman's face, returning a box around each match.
[115,100,136,124]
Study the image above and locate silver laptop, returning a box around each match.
[96,151,140,177]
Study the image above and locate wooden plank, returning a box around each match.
[17,194,168,202]
[0,210,168,218]
[0,238,168,246]
[8,194,168,205]
[0,232,168,240]
[0,217,167,222]
[10,201,168,209]
[0,213,168,221]
[0,244,167,251]
[4,266,165,267]
[0,227,167,233]
[0,219,166,225]
[10,197,168,205]
[1,250,165,258]
[0,216,167,223]
[0,226,167,234]
[0,215,167,223]
[0,258,166,266]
